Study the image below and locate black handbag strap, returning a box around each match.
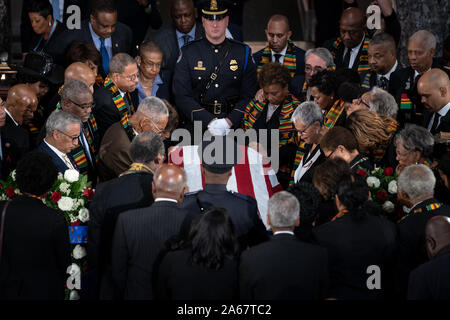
[0,200,11,262]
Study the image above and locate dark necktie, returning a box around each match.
[343,49,351,68]
[379,76,388,90]
[273,54,282,63]
[124,93,132,114]
[100,38,110,74]
[182,35,191,47]
[430,113,441,134]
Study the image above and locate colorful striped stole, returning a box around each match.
[361,71,373,90]
[331,36,371,74]
[243,95,299,147]
[400,202,442,222]
[400,93,412,110]
[104,77,135,141]
[257,40,297,77]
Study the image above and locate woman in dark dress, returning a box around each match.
[156,207,239,300]
[27,0,66,54]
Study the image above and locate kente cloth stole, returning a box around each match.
[120,162,154,177]
[372,122,397,163]
[400,93,412,110]
[361,72,373,90]
[400,202,442,222]
[55,85,99,171]
[331,209,349,222]
[243,95,298,147]
[324,99,345,130]
[257,40,296,77]
[104,77,135,141]
[332,36,371,74]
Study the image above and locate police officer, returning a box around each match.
[180,134,269,249]
[173,0,257,133]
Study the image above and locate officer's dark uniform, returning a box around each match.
[172,0,257,129]
[179,136,269,249]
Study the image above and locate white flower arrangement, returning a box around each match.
[58,196,74,211]
[366,176,381,188]
[388,180,397,194]
[78,208,89,223]
[64,169,80,183]
[11,170,16,181]
[59,182,71,195]
[382,201,395,213]
[72,244,87,260]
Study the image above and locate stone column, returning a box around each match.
[0,0,10,55]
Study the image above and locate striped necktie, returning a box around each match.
[62,154,74,170]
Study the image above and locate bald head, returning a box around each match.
[339,8,366,49]
[265,14,291,53]
[5,84,38,125]
[152,164,187,203]
[417,68,450,112]
[64,62,96,93]
[425,215,450,258]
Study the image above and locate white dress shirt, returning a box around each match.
[428,102,450,131]
[44,139,74,169]
[377,60,398,81]
[271,45,288,64]
[154,197,178,203]
[343,36,365,69]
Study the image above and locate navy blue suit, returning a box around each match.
[37,141,77,174]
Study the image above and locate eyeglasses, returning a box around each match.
[355,97,371,109]
[58,130,79,143]
[296,123,311,136]
[141,59,162,69]
[325,149,336,159]
[68,98,95,110]
[149,117,165,134]
[305,65,324,73]
[122,72,139,81]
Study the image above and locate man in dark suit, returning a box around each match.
[253,14,305,99]
[93,53,139,140]
[87,132,165,300]
[408,215,450,299]
[2,85,38,178]
[397,164,450,298]
[181,135,269,249]
[150,0,204,77]
[360,33,400,92]
[47,0,133,74]
[37,109,81,173]
[97,96,168,182]
[325,5,400,74]
[389,30,447,127]
[59,79,99,181]
[417,69,450,135]
[111,164,188,300]
[0,152,71,300]
[239,191,329,299]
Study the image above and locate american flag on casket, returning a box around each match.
[168,144,283,229]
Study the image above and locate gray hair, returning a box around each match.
[268,191,300,228]
[291,101,323,125]
[394,124,434,158]
[369,87,398,118]
[305,47,334,68]
[409,30,437,51]
[130,132,165,164]
[60,79,91,102]
[109,53,137,74]
[45,109,80,135]
[398,164,436,199]
[137,96,169,119]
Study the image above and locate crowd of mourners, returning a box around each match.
[0,0,450,300]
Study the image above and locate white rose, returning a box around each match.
[67,263,81,276]
[69,290,80,300]
[388,180,397,194]
[382,201,395,213]
[366,176,381,188]
[72,245,87,260]
[78,198,85,207]
[14,189,20,194]
[11,170,16,181]
[57,172,63,180]
[58,196,74,211]
[64,169,79,183]
[59,182,71,195]
[78,208,89,223]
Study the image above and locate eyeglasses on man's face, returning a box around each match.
[58,130,79,143]
[68,98,95,110]
[122,72,140,82]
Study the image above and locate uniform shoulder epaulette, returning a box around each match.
[227,38,248,47]
[229,191,257,203]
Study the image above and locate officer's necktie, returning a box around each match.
[430,113,441,134]
[100,38,110,74]
[62,154,74,170]
[273,54,282,63]
[52,0,61,22]
[182,35,191,47]
[379,76,388,90]
[343,48,351,68]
